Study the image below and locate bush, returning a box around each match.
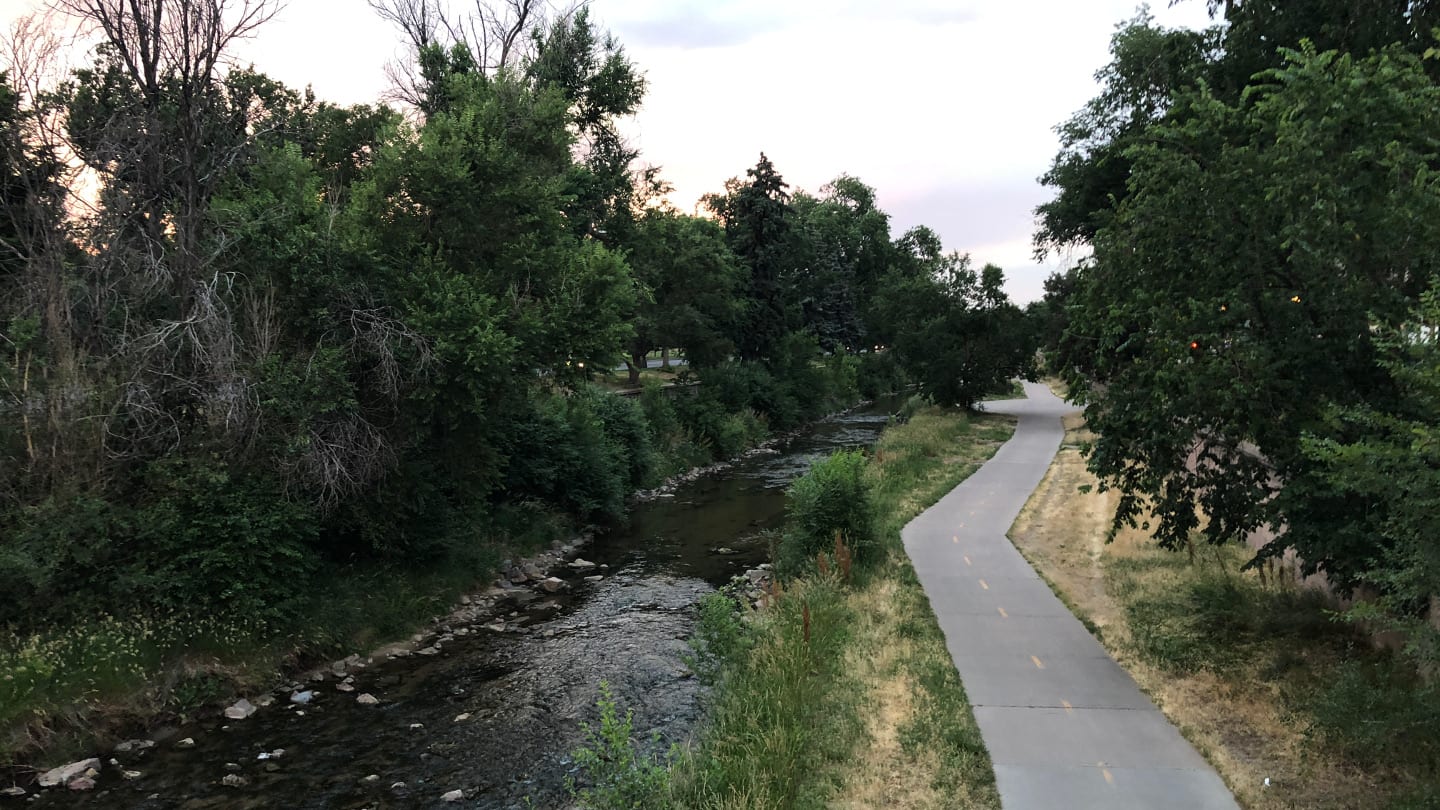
[778,450,875,576]
[570,682,673,810]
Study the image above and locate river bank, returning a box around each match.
[3,396,909,807]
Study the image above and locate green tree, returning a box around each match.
[1060,44,1440,586]
[624,209,743,384]
[705,153,797,361]
[880,258,1034,410]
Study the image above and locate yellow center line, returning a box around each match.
[978,579,989,590]
[1031,655,1045,670]
[1061,700,1073,714]
[1102,768,1114,786]
[963,555,972,566]
[952,535,959,544]
[997,607,1008,618]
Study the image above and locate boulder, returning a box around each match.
[67,778,96,792]
[356,693,380,705]
[441,789,465,802]
[113,739,155,755]
[223,699,257,720]
[568,558,597,570]
[539,577,567,593]
[220,774,248,788]
[38,758,101,788]
[0,787,25,797]
[174,738,196,749]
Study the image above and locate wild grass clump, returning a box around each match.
[670,576,859,809]
[670,402,1014,809]
[777,450,875,576]
[569,682,674,810]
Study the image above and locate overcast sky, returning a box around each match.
[3,0,1214,302]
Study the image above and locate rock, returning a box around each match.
[0,787,25,797]
[441,789,465,802]
[113,739,155,755]
[356,693,380,705]
[507,568,529,584]
[290,690,315,705]
[38,758,102,788]
[361,774,380,784]
[483,621,506,632]
[294,710,306,717]
[263,762,281,773]
[390,782,406,791]
[454,713,471,723]
[122,769,143,780]
[220,774,248,788]
[568,558,597,570]
[308,671,327,683]
[67,778,96,792]
[224,698,257,720]
[585,575,603,583]
[459,595,472,605]
[417,646,440,656]
[713,547,738,555]
[522,563,544,580]
[335,682,355,693]
[539,576,567,593]
[409,723,425,731]
[174,738,196,749]
[224,762,241,772]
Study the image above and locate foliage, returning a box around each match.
[684,590,755,686]
[1045,24,1440,600]
[570,681,673,810]
[878,258,1035,410]
[778,450,875,576]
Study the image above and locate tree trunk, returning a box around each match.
[628,350,644,387]
[661,347,669,369]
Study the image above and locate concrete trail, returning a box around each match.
[902,381,1239,810]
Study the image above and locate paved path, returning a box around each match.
[902,381,1239,810]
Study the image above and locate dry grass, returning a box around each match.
[1008,411,1412,810]
[823,407,1012,809]
[833,578,944,810]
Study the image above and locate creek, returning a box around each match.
[28,397,902,810]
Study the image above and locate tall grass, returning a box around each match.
[656,404,1013,809]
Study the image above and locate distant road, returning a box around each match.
[615,358,689,371]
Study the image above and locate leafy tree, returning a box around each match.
[789,176,895,352]
[624,209,743,384]
[1060,43,1440,586]
[880,258,1034,410]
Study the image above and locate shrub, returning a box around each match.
[778,450,875,576]
[570,682,672,810]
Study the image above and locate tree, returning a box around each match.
[1060,43,1440,587]
[879,257,1034,410]
[789,175,895,352]
[624,209,743,385]
[705,153,797,361]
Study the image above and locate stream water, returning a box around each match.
[25,397,902,810]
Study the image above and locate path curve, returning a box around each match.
[903,381,1239,810]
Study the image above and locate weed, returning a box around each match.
[570,682,673,810]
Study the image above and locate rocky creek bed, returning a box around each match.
[10,398,901,809]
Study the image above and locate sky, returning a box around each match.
[1,0,1215,303]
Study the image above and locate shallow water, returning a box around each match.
[26,399,901,810]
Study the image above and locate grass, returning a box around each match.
[1008,410,1440,810]
[664,405,1014,809]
